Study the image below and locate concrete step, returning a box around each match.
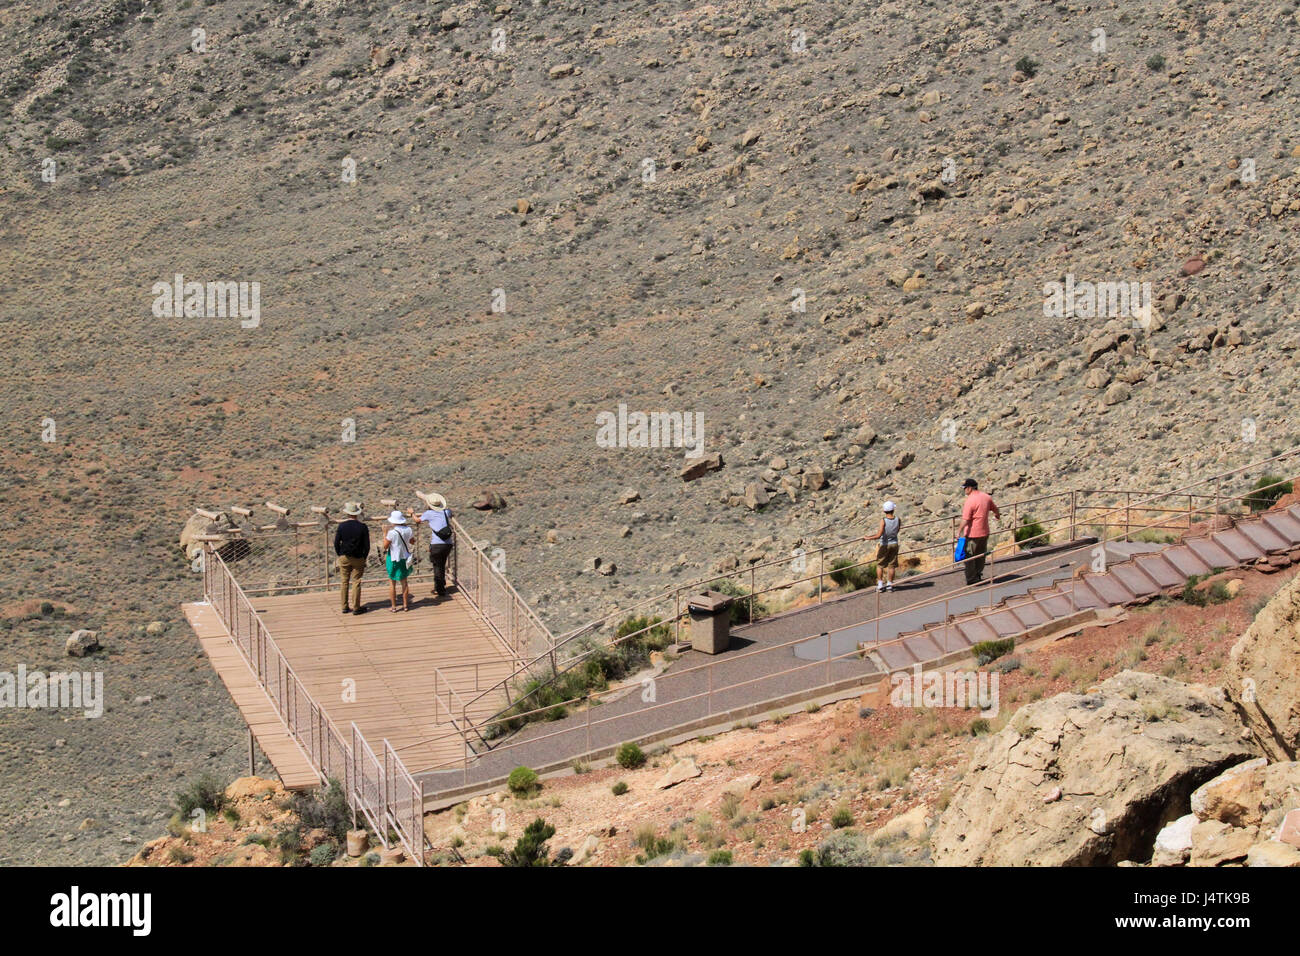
[1236,521,1290,554]
[1261,510,1300,542]
[1081,572,1137,605]
[985,609,1026,637]
[1133,553,1186,589]
[1185,536,1236,570]
[956,616,999,645]
[876,640,920,671]
[1006,599,1051,630]
[1212,527,1266,563]
[1162,545,1214,578]
[1110,561,1162,599]
[1068,578,1107,609]
[1036,590,1080,617]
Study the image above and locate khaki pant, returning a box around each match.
[964,536,989,585]
[338,555,366,610]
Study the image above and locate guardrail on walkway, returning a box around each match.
[437,449,1300,770]
[448,516,554,668]
[195,509,555,669]
[203,547,424,865]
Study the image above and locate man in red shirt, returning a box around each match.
[960,478,1000,585]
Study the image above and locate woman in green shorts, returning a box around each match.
[382,510,415,612]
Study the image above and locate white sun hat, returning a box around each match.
[883,501,896,512]
[387,510,407,524]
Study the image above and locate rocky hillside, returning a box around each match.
[931,563,1300,867]
[1,0,1298,863]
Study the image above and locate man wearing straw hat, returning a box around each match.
[333,502,370,615]
[416,492,454,603]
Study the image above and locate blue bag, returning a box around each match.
[954,536,968,563]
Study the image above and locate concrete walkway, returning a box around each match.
[414,540,1100,799]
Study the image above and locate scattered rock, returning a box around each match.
[66,630,100,658]
[654,759,702,789]
[680,453,724,482]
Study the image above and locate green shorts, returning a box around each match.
[385,556,411,581]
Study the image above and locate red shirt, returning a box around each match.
[962,490,998,538]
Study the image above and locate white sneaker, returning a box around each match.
[886,583,894,592]
[876,581,885,592]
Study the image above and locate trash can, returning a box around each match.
[688,590,734,655]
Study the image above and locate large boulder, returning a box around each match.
[1226,571,1300,760]
[179,511,235,561]
[930,671,1258,866]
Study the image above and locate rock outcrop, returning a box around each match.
[930,671,1258,866]
[1150,758,1300,866]
[1226,571,1300,760]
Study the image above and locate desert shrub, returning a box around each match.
[611,781,628,796]
[973,637,1015,666]
[1146,53,1166,71]
[995,655,1021,674]
[499,818,556,867]
[633,825,679,863]
[495,614,674,734]
[968,718,992,737]
[308,842,336,867]
[1015,55,1039,77]
[1013,516,1049,550]
[290,778,352,844]
[1180,574,1230,607]
[616,742,646,769]
[173,772,226,818]
[707,578,767,623]
[828,557,877,591]
[707,849,733,866]
[1243,475,1291,512]
[830,805,853,829]
[800,830,876,867]
[507,766,540,796]
[167,846,194,864]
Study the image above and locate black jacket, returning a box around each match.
[334,519,370,559]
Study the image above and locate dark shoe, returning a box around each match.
[341,607,352,614]
[353,606,368,615]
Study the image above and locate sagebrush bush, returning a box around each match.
[616,742,646,769]
[173,772,226,818]
[828,557,877,591]
[507,766,540,795]
[1013,515,1049,550]
[1243,475,1291,512]
[973,637,1015,666]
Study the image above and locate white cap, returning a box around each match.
[883,501,895,512]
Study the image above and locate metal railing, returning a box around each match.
[196,511,554,670]
[434,449,1300,772]
[449,516,554,667]
[203,546,425,865]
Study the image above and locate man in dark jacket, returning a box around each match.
[334,502,370,614]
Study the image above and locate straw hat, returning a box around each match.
[341,502,363,516]
[387,510,407,525]
[424,492,448,510]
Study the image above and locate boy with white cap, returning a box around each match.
[874,501,901,592]
[382,510,415,612]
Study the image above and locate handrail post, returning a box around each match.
[1069,489,1076,541]
[818,549,824,603]
[1125,492,1131,542]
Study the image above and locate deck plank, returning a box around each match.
[186,580,513,780]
